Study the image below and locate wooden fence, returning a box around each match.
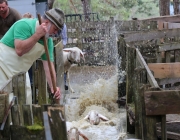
[65,17,117,65]
[118,14,180,140]
[0,42,66,140]
[1,13,180,140]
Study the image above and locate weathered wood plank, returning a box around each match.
[175,50,180,62]
[124,28,180,43]
[144,90,180,115]
[158,42,180,52]
[11,104,20,125]
[22,105,32,126]
[12,72,26,126]
[36,60,48,105]
[167,22,180,29]
[126,46,136,103]
[157,130,180,140]
[0,94,7,123]
[126,46,136,134]
[10,125,45,140]
[43,112,53,140]
[157,121,180,140]
[32,104,43,125]
[136,49,159,88]
[49,107,67,140]
[141,14,180,22]
[148,63,180,79]
[141,86,162,140]
[54,42,65,105]
[156,77,180,86]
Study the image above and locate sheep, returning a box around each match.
[63,47,85,93]
[67,127,89,140]
[84,110,109,125]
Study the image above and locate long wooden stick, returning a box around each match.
[37,14,58,104]
[0,96,16,130]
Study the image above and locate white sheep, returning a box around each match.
[84,110,109,125]
[67,127,89,140]
[63,47,85,93]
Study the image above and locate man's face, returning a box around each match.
[49,23,59,35]
[0,2,8,14]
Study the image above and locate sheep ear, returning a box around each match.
[80,50,85,61]
[84,115,89,120]
[98,114,109,121]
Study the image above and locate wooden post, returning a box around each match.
[31,62,36,104]
[43,111,53,140]
[117,36,126,71]
[175,50,180,62]
[11,99,20,126]
[45,105,67,140]
[36,60,48,105]
[109,17,117,65]
[32,104,43,125]
[22,105,32,126]
[142,87,161,140]
[76,22,82,50]
[117,36,127,98]
[161,115,167,140]
[54,42,65,105]
[134,68,145,139]
[126,45,136,133]
[12,72,26,126]
[0,94,8,123]
[126,46,136,103]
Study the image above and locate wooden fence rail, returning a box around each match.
[0,73,67,140]
[117,14,180,139]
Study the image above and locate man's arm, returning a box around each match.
[42,60,61,99]
[14,23,48,56]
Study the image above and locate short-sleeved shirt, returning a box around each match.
[0,18,54,61]
[0,7,22,38]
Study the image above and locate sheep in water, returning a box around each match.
[84,110,109,125]
[63,47,85,93]
[67,127,89,140]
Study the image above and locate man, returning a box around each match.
[0,8,64,102]
[0,0,22,38]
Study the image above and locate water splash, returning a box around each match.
[65,66,130,139]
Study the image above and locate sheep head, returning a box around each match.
[84,110,109,125]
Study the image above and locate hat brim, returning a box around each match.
[45,12,63,30]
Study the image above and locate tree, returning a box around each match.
[81,0,91,21]
[173,0,180,14]
[48,0,55,9]
[159,0,170,16]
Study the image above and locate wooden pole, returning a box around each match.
[37,14,58,104]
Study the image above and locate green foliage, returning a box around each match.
[26,117,43,132]
[26,124,44,131]
[133,0,159,19]
[54,0,159,20]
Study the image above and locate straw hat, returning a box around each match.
[45,8,65,30]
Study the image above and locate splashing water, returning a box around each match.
[64,65,131,140]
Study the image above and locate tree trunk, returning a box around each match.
[81,0,91,21]
[48,0,55,9]
[173,0,180,15]
[159,0,170,16]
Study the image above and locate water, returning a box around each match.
[64,65,136,140]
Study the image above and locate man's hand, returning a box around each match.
[51,87,61,99]
[35,23,48,38]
